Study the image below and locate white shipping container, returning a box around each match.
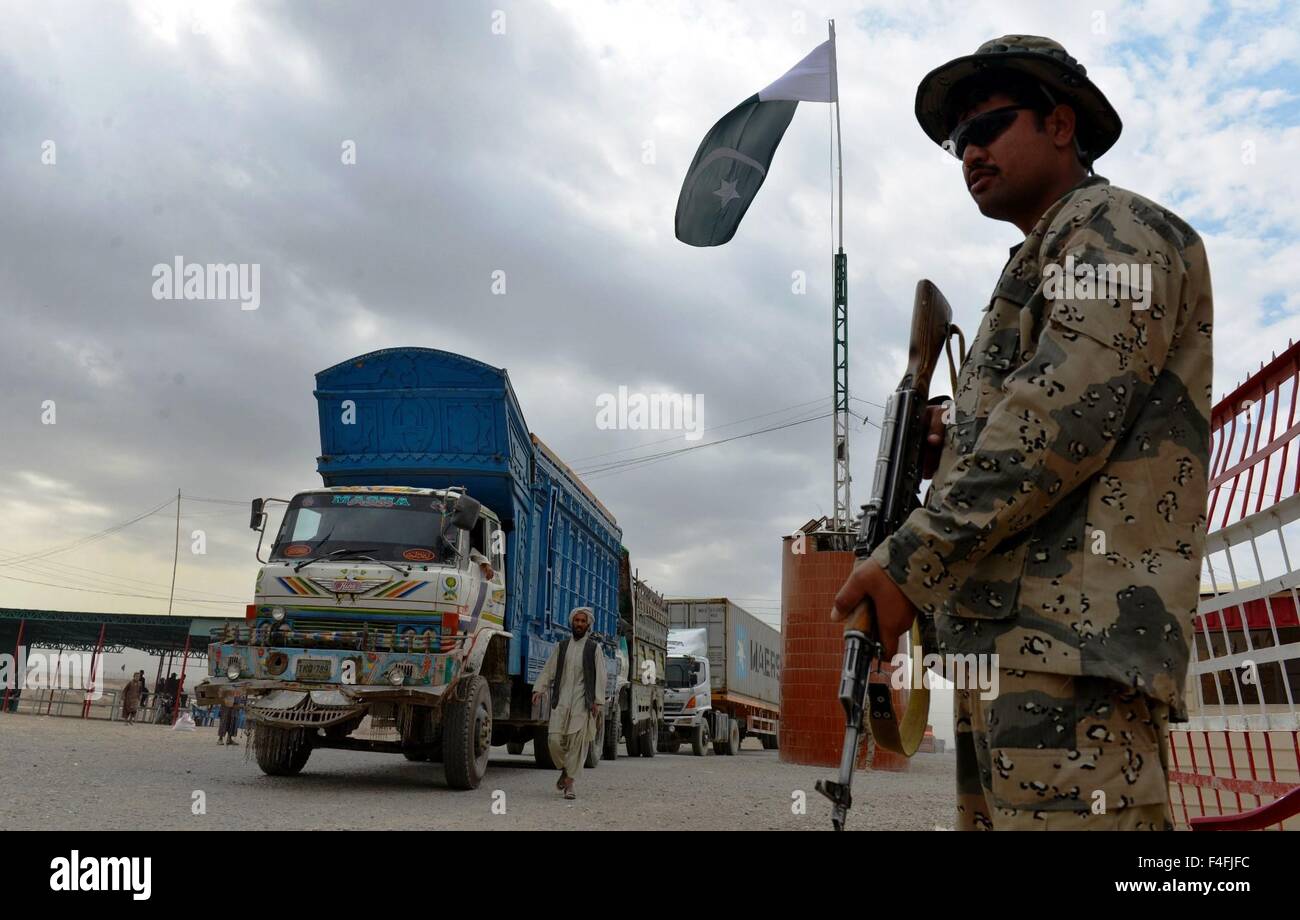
[665,598,780,706]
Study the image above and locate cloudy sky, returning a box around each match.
[2,1,1297,727]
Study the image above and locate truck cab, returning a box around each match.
[198,485,510,788]
[658,628,733,755]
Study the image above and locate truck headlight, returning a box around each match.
[271,607,286,622]
[226,661,243,680]
[388,668,406,686]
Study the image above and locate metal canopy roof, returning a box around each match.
[0,608,241,657]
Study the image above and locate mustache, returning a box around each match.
[965,163,998,187]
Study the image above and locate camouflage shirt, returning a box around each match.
[871,175,1213,719]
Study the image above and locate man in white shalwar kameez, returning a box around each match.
[532,607,607,799]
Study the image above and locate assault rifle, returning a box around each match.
[815,279,955,831]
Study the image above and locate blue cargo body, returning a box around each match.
[314,347,622,689]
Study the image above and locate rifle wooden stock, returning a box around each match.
[905,279,952,395]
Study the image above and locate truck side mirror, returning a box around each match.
[249,498,265,531]
[450,495,482,530]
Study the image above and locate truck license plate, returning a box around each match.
[295,659,332,681]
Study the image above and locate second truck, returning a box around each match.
[660,598,781,755]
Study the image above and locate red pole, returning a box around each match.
[82,623,106,719]
[3,619,26,714]
[172,633,192,726]
[152,651,166,722]
[46,645,64,715]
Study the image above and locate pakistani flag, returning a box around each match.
[675,38,838,247]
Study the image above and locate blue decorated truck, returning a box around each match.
[195,348,623,789]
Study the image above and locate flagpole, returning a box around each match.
[829,20,850,537]
[831,20,843,250]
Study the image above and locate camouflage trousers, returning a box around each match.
[954,669,1173,830]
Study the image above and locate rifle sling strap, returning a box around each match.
[865,617,930,756]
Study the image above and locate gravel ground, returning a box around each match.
[0,714,955,830]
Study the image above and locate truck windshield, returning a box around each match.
[271,492,449,564]
[666,659,695,689]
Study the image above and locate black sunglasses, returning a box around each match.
[942,105,1032,160]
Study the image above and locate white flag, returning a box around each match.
[758,39,838,103]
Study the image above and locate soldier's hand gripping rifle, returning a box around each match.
[815,279,957,831]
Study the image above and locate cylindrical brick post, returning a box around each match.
[780,535,911,772]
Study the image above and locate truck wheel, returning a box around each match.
[443,675,492,790]
[726,720,740,755]
[506,740,525,756]
[533,725,558,770]
[253,723,312,776]
[639,719,656,758]
[625,723,641,758]
[761,734,779,750]
[584,716,603,769]
[602,707,619,760]
[691,723,710,756]
[403,750,429,762]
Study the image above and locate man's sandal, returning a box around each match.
[564,787,576,800]
[556,772,566,792]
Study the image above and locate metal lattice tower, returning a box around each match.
[832,248,850,531]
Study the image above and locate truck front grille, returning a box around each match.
[212,623,464,653]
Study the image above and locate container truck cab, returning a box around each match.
[659,628,741,755]
[661,600,782,755]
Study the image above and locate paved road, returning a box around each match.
[0,714,955,830]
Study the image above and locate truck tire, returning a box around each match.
[506,740,526,756]
[534,725,558,770]
[602,707,619,760]
[726,720,740,755]
[584,715,603,769]
[625,723,641,758]
[761,734,778,750]
[639,719,656,758]
[443,675,493,790]
[691,722,710,756]
[253,723,312,776]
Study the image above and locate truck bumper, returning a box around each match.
[201,641,462,720]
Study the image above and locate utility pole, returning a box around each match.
[167,489,180,616]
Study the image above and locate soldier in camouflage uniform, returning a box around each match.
[832,36,1213,830]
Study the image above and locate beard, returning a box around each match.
[572,624,588,638]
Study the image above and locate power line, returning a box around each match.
[183,494,248,506]
[579,412,832,480]
[571,396,830,464]
[850,395,886,409]
[0,571,242,608]
[0,496,177,567]
[4,556,246,603]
